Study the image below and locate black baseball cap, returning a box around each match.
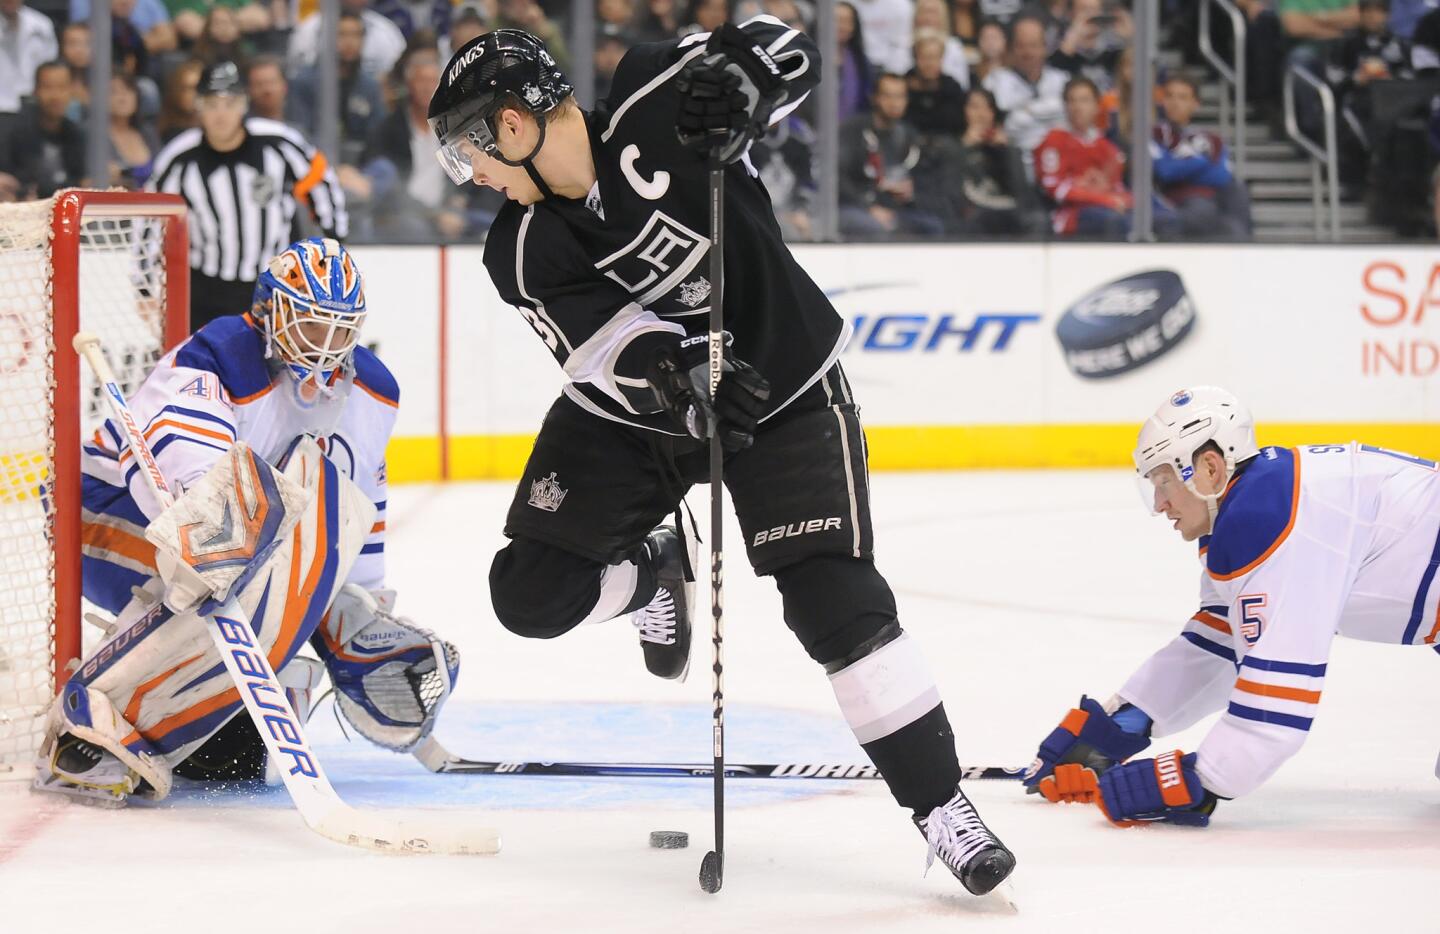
[197,60,245,97]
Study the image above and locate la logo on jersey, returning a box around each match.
[594,210,706,305]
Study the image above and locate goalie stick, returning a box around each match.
[73,333,500,856]
[413,737,1025,781]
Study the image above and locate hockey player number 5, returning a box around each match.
[1307,444,1437,470]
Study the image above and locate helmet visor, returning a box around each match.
[431,116,495,186]
[1136,462,1193,515]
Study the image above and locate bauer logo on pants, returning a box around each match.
[528,472,567,512]
[753,517,842,547]
[1054,269,1197,378]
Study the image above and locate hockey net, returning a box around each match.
[0,191,188,774]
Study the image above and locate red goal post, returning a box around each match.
[0,190,188,769]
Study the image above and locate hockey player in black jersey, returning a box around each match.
[428,24,1015,894]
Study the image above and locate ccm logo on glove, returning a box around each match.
[753,517,842,546]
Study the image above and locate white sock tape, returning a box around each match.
[827,632,942,745]
[579,559,640,626]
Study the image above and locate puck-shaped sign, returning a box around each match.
[1055,269,1196,379]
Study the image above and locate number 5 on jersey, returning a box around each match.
[1239,594,1267,647]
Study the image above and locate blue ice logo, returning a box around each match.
[1171,390,1193,406]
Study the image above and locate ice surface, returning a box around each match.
[3,471,1437,933]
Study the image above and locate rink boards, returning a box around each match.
[346,243,1440,482]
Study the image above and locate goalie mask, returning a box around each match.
[1134,386,1259,523]
[252,237,367,397]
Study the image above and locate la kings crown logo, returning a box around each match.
[678,278,710,308]
[528,472,567,512]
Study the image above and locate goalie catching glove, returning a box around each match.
[646,333,770,452]
[316,584,461,753]
[675,21,792,163]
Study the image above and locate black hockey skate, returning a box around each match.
[915,785,1016,895]
[631,526,693,680]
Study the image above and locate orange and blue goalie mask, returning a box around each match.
[252,238,366,398]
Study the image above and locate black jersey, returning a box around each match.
[482,16,845,435]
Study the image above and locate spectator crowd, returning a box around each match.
[0,0,515,239]
[60,0,1440,242]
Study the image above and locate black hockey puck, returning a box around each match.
[649,830,689,849]
[1054,269,1196,379]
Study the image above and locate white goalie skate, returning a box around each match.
[916,785,1016,895]
[34,735,142,808]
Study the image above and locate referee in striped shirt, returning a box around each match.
[148,61,348,330]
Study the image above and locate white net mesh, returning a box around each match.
[0,193,177,769]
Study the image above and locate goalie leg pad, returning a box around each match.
[173,656,327,784]
[315,584,461,752]
[64,440,372,796]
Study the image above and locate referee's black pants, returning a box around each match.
[190,270,258,332]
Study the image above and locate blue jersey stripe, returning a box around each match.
[1241,655,1327,677]
[1182,631,1236,664]
[122,436,230,486]
[360,542,384,555]
[1402,519,1440,644]
[1228,701,1313,732]
[148,404,237,435]
[1199,604,1229,617]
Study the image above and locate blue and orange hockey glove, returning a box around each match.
[1024,696,1152,803]
[1095,750,1219,827]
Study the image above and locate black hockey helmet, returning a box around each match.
[428,29,574,185]
[197,60,245,98]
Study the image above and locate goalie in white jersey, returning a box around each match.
[1021,386,1440,826]
[37,236,459,804]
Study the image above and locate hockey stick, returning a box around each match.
[73,333,500,856]
[699,159,726,894]
[413,737,1025,781]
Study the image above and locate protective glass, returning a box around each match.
[1136,462,1192,515]
[432,118,495,186]
[269,290,366,389]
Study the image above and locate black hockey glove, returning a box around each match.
[646,334,771,452]
[675,22,791,164]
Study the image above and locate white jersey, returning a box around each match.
[1117,443,1440,799]
[80,314,397,593]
